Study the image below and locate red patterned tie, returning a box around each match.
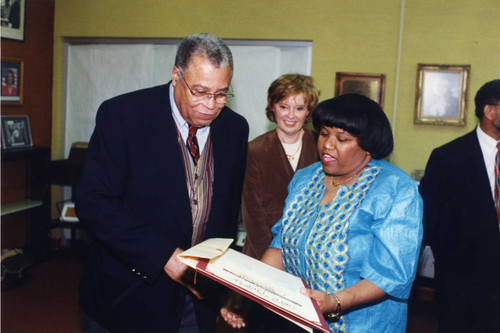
[495,142,500,223]
[187,125,200,164]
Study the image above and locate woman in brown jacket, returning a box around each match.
[242,74,320,260]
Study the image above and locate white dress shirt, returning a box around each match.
[477,125,499,199]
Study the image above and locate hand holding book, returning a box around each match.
[178,238,329,333]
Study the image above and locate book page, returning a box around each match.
[208,249,319,323]
[178,239,329,332]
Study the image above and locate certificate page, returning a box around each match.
[207,248,319,323]
[178,239,329,332]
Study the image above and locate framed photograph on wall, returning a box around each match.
[1,57,23,105]
[1,115,33,149]
[414,64,470,126]
[335,72,386,108]
[1,0,25,41]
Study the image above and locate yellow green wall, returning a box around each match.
[52,0,500,174]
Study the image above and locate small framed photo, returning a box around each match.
[414,64,470,126]
[335,72,386,108]
[1,57,23,105]
[1,0,25,41]
[1,115,32,149]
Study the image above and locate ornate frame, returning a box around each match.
[414,64,470,126]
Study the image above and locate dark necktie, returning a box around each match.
[495,142,500,223]
[187,125,200,165]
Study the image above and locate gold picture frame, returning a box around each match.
[334,72,386,108]
[414,64,470,126]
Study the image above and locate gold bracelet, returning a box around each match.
[326,293,341,320]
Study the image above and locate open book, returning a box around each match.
[178,238,329,333]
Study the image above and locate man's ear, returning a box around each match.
[171,66,180,86]
[483,105,494,120]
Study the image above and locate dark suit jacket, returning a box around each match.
[419,130,500,293]
[241,129,319,259]
[75,83,249,332]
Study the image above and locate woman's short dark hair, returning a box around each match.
[312,94,393,159]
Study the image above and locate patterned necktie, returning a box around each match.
[187,125,200,164]
[495,142,500,223]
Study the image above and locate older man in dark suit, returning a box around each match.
[76,33,249,333]
[420,79,500,332]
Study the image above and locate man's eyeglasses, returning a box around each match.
[178,70,234,104]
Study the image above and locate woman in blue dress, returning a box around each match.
[222,94,423,332]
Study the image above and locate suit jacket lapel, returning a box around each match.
[146,83,192,235]
[270,130,295,179]
[459,131,497,218]
[466,131,500,230]
[209,111,227,195]
[467,132,493,199]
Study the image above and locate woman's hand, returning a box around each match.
[301,280,387,315]
[220,307,246,328]
[300,287,337,314]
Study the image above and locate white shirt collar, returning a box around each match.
[170,84,188,134]
[477,125,498,199]
[477,124,499,149]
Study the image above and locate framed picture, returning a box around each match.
[414,64,470,126]
[1,57,23,105]
[335,72,386,108]
[1,115,32,149]
[1,0,25,41]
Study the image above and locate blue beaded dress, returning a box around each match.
[270,159,423,332]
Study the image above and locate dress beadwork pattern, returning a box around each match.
[281,165,380,332]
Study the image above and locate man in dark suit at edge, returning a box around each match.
[419,79,500,332]
[76,33,249,333]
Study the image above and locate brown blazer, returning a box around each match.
[241,128,319,259]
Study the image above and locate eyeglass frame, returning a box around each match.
[177,69,234,104]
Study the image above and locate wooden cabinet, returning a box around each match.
[1,147,51,262]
